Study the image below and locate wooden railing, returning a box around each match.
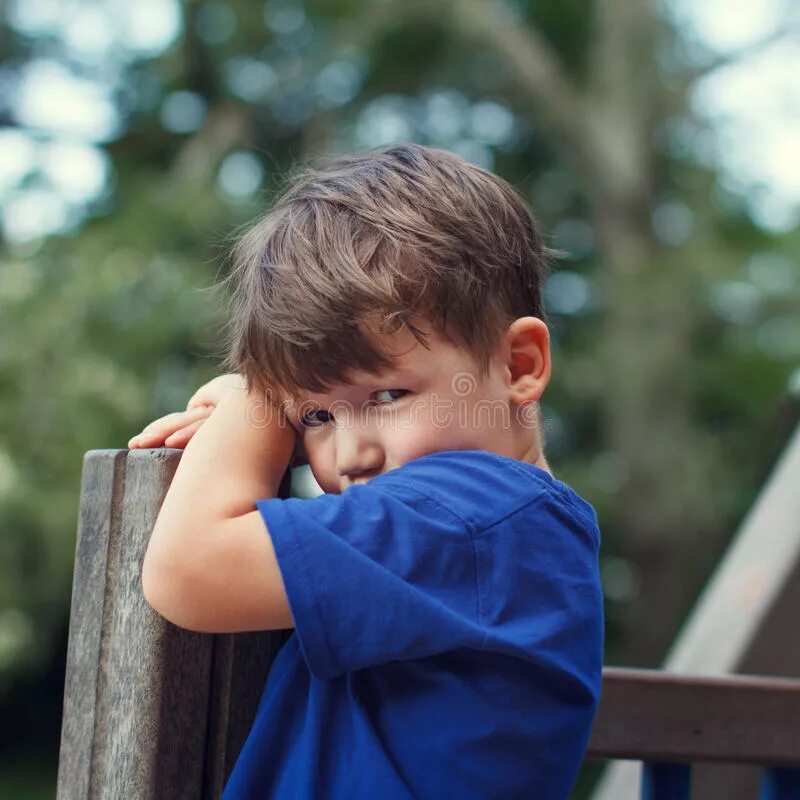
[57,449,800,799]
[593,422,800,800]
[586,668,800,799]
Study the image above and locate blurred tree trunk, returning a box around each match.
[452,0,724,665]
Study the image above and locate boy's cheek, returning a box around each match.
[385,424,441,467]
[303,439,340,493]
[390,407,488,461]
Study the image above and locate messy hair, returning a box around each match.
[221,143,553,398]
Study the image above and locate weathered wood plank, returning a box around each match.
[57,450,126,800]
[202,629,292,798]
[99,449,213,798]
[58,449,214,799]
[587,667,800,765]
[58,449,293,800]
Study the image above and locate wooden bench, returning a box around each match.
[57,449,800,799]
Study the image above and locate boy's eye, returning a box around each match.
[300,409,333,428]
[373,389,408,404]
[298,390,408,426]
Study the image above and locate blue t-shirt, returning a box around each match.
[222,450,603,800]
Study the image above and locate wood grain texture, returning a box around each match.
[58,449,126,800]
[202,629,292,798]
[57,449,293,800]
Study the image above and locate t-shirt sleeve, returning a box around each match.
[256,477,482,680]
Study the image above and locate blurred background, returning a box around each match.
[1,0,799,796]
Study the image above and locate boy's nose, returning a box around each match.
[335,430,385,480]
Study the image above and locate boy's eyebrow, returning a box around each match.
[362,365,416,386]
[288,362,415,410]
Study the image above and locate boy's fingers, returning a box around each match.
[164,420,206,448]
[128,407,213,448]
[141,406,212,434]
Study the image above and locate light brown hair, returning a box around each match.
[222,143,552,398]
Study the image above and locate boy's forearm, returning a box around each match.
[146,386,295,558]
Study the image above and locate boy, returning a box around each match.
[129,144,604,799]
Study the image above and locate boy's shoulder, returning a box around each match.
[365,449,598,538]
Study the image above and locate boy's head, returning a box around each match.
[223,143,553,492]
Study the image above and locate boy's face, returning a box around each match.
[282,316,546,494]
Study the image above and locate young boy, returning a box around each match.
[129,143,604,799]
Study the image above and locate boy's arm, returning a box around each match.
[141,385,297,633]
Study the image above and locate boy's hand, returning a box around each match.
[128,373,247,450]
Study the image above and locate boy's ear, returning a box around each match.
[504,317,551,405]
